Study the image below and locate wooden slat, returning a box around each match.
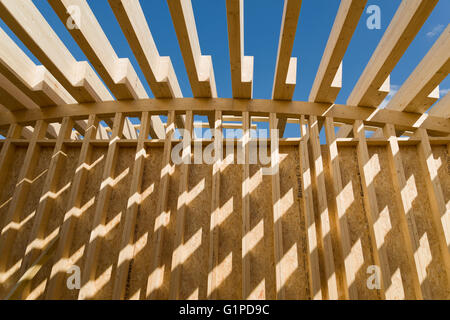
[169,111,193,299]
[309,0,366,103]
[18,117,73,299]
[353,120,391,299]
[1,98,449,135]
[207,110,222,299]
[166,0,217,98]
[0,120,48,287]
[269,113,286,300]
[383,124,428,299]
[308,115,338,300]
[429,92,450,119]
[146,111,176,299]
[386,24,449,113]
[0,27,76,108]
[415,128,450,288]
[112,112,151,300]
[347,0,438,107]
[226,0,253,99]
[0,0,112,103]
[78,113,124,300]
[241,111,251,298]
[0,73,40,111]
[0,124,23,192]
[45,115,99,299]
[299,115,322,300]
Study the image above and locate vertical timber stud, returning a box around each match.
[353,120,389,299]
[46,115,100,299]
[19,117,74,299]
[113,112,151,300]
[169,111,193,299]
[299,116,322,300]
[79,113,125,300]
[416,128,450,292]
[308,116,338,300]
[147,111,176,299]
[269,113,286,300]
[207,110,222,299]
[242,111,251,299]
[0,124,22,195]
[383,124,427,299]
[0,120,48,288]
[323,117,356,299]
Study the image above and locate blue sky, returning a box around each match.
[1,0,449,138]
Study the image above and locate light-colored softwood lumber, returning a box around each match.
[18,117,73,299]
[112,112,151,300]
[308,116,338,300]
[0,27,76,108]
[429,92,450,119]
[0,120,48,286]
[0,73,39,111]
[169,111,193,299]
[386,24,449,113]
[383,124,429,299]
[415,128,450,291]
[1,98,449,135]
[299,115,322,300]
[0,0,112,103]
[269,113,285,300]
[309,0,366,103]
[45,115,99,299]
[146,111,176,299]
[108,0,182,99]
[207,110,222,299]
[347,0,438,107]
[353,120,391,299]
[0,124,22,193]
[272,0,301,101]
[323,117,357,299]
[166,0,217,98]
[241,111,251,299]
[226,0,253,99]
[336,124,353,139]
[78,113,125,300]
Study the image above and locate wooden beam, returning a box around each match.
[347,0,438,107]
[415,128,450,290]
[45,115,99,299]
[1,98,449,135]
[0,27,76,108]
[308,115,339,299]
[353,120,391,299]
[146,111,176,299]
[336,124,353,138]
[17,117,73,299]
[299,115,322,300]
[386,25,449,113]
[272,0,301,101]
[323,117,357,299]
[0,75,38,111]
[309,0,366,103]
[269,113,285,300]
[0,124,22,194]
[207,110,222,299]
[0,0,112,103]
[169,111,193,299]
[429,92,450,119]
[166,0,217,98]
[0,120,48,287]
[383,124,429,299]
[226,0,253,99]
[78,113,125,300]
[112,112,151,300]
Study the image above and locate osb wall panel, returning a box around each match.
[0,143,449,300]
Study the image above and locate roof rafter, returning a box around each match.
[347,0,438,107]
[226,0,253,99]
[309,0,366,103]
[429,92,450,119]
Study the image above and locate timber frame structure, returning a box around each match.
[0,0,449,300]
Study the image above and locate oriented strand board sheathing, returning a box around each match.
[431,146,450,210]
[336,146,379,300]
[400,146,449,299]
